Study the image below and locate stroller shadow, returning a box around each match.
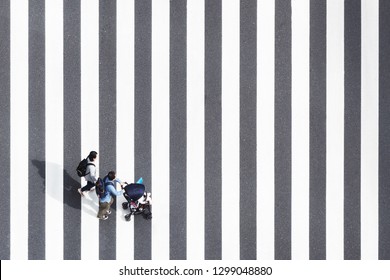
[31,159,98,218]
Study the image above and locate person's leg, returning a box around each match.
[81,181,94,192]
[109,197,114,207]
[97,201,110,218]
[105,197,114,215]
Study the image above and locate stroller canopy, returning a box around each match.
[124,183,145,201]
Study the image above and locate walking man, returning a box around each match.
[78,151,98,196]
[97,171,125,220]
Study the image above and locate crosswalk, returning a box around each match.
[0,0,389,260]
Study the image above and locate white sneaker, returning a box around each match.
[99,215,108,220]
[106,210,112,215]
[78,188,84,197]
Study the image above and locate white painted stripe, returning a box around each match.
[187,0,205,260]
[291,0,310,260]
[257,0,275,260]
[151,0,170,260]
[326,0,344,260]
[116,0,135,260]
[361,0,379,260]
[221,0,240,260]
[45,0,64,260]
[10,0,29,260]
[81,0,99,260]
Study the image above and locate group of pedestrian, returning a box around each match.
[78,151,125,221]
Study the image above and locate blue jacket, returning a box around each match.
[99,177,124,203]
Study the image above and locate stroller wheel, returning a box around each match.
[122,202,129,210]
[125,213,131,221]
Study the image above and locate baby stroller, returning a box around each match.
[122,182,152,221]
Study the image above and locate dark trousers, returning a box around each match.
[81,181,95,192]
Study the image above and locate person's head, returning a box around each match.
[108,171,116,180]
[88,151,98,161]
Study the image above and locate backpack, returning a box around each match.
[76,158,95,177]
[95,177,105,198]
[95,176,114,198]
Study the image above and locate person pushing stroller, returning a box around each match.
[96,170,125,220]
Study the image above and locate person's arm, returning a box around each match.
[88,165,98,183]
[107,184,124,196]
[114,178,125,188]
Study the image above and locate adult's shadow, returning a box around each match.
[31,159,98,217]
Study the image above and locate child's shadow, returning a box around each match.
[31,159,98,217]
